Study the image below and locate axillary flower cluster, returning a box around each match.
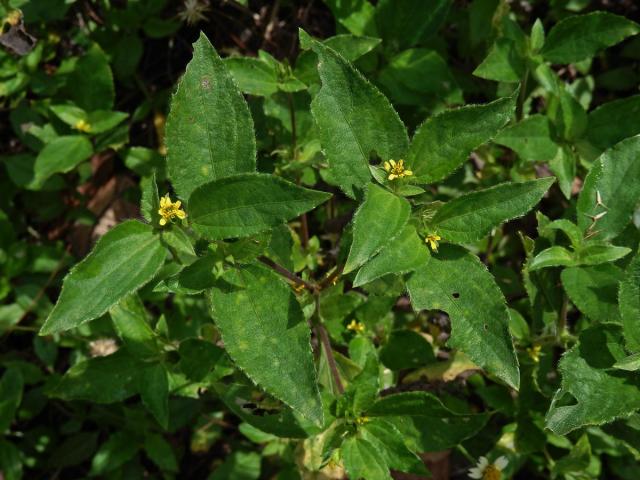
[158,195,187,226]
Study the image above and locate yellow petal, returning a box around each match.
[404,170,413,176]
[389,159,396,168]
[159,218,167,226]
[398,159,404,167]
[176,210,186,219]
[388,174,397,180]
[160,197,168,207]
[384,161,391,172]
[174,200,181,209]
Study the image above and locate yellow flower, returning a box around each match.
[74,119,91,133]
[158,195,187,226]
[425,233,441,252]
[527,344,541,363]
[383,159,413,180]
[355,416,370,425]
[346,319,365,334]
[5,10,22,27]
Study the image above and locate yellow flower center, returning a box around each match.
[383,159,413,180]
[158,195,187,226]
[425,233,441,252]
[347,319,365,334]
[483,464,501,480]
[75,119,91,133]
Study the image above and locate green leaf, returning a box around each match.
[49,350,139,403]
[367,391,489,452]
[179,338,223,381]
[138,363,169,429]
[378,48,460,106]
[47,432,98,469]
[577,243,631,266]
[40,221,166,335]
[577,135,640,241]
[189,173,331,240]
[320,0,377,36]
[346,354,379,416]
[548,89,587,142]
[494,115,559,162]
[540,219,584,250]
[32,135,93,188]
[546,324,640,435]
[561,264,624,322]
[375,0,451,51]
[549,145,576,200]
[209,451,261,480]
[0,367,23,432]
[209,264,322,425]
[90,431,139,476]
[614,352,640,371]
[621,251,640,351]
[353,225,429,287]
[528,246,576,271]
[225,57,280,96]
[144,434,178,472]
[324,34,381,61]
[541,11,640,64]
[164,255,218,295]
[110,294,159,359]
[379,330,435,370]
[342,436,391,480]
[407,94,516,183]
[305,31,409,198]
[66,43,115,111]
[344,184,410,274]
[407,245,519,389]
[587,94,640,151]
[474,37,526,82]
[552,435,591,475]
[430,178,554,244]
[165,33,256,199]
[360,419,427,475]
[0,439,22,480]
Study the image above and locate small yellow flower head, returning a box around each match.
[527,344,542,363]
[5,10,22,26]
[383,159,413,181]
[355,416,370,426]
[158,195,187,226]
[74,119,91,133]
[346,319,365,334]
[425,233,441,252]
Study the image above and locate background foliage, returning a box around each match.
[1,0,640,479]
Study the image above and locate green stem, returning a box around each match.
[314,295,344,395]
[516,69,529,122]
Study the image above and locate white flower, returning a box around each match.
[178,0,210,25]
[468,456,508,480]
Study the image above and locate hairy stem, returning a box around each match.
[258,255,317,292]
